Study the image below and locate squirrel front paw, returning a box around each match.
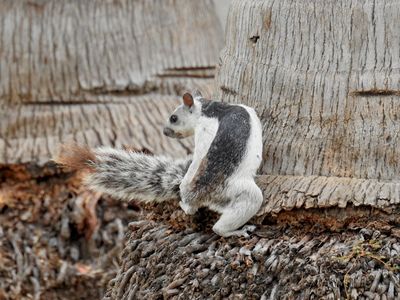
[179,201,197,215]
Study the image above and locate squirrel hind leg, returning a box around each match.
[212,180,263,238]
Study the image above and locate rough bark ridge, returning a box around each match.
[216,0,400,217]
[0,0,223,164]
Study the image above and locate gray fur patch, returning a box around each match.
[87,149,192,202]
[192,101,251,194]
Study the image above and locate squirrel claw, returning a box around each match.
[179,201,197,215]
[236,225,257,238]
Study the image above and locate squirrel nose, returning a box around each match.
[163,127,174,137]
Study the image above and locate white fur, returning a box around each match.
[180,114,219,187]
[229,105,263,180]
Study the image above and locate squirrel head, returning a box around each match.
[163,91,204,139]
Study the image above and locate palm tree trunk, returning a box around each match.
[217,0,400,224]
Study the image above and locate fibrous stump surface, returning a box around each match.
[104,202,400,300]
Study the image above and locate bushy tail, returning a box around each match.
[55,144,191,202]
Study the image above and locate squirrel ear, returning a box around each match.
[192,89,203,99]
[182,92,194,108]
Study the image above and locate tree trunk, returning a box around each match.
[217,0,400,225]
[107,1,400,299]
[0,0,223,164]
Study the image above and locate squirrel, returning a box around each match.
[56,91,263,237]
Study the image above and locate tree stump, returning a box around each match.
[0,0,223,164]
[107,1,400,298]
[104,218,400,299]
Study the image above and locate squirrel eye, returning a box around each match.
[170,115,178,123]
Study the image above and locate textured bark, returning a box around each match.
[0,0,223,164]
[216,0,400,217]
[256,175,400,216]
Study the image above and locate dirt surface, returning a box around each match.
[0,163,141,300]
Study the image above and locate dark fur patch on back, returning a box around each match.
[191,158,209,190]
[192,101,251,193]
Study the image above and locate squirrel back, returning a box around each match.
[191,100,253,194]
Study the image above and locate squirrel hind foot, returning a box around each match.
[213,224,256,238]
[53,143,97,172]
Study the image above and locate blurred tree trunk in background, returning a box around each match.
[0,1,224,299]
[107,1,400,299]
[0,0,223,164]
